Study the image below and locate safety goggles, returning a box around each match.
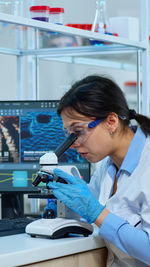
[63,119,102,146]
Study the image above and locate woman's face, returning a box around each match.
[61,109,117,163]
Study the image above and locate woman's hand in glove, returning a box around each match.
[48,168,105,224]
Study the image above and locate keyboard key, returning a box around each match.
[0,217,37,237]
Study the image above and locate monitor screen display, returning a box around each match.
[0,101,90,192]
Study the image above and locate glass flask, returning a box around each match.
[92,0,107,34]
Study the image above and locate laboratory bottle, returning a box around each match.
[0,1,13,14]
[28,0,51,18]
[92,0,107,34]
[49,7,64,25]
[0,0,20,15]
[30,5,50,22]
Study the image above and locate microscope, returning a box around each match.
[25,133,93,239]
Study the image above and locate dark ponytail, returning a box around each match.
[58,75,150,136]
[130,110,150,135]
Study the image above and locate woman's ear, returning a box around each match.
[105,113,119,134]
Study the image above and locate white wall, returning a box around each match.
[38,59,137,108]
[0,55,17,99]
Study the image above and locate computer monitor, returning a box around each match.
[0,100,90,193]
[0,100,90,218]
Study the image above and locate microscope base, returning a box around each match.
[25,218,93,239]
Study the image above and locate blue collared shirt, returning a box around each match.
[107,126,146,180]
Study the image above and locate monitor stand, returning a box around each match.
[1,193,24,218]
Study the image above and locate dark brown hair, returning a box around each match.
[58,75,150,135]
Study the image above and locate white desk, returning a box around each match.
[0,227,106,267]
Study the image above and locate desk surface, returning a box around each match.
[0,226,105,267]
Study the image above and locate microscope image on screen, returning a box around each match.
[0,116,19,163]
[20,111,84,164]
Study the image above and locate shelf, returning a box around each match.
[34,46,137,70]
[0,1,149,114]
[0,0,149,116]
[0,13,147,53]
[0,13,145,71]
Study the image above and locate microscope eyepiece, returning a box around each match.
[54,133,77,158]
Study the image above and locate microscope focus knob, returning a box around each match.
[43,209,56,219]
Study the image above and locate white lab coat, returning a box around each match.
[88,136,150,267]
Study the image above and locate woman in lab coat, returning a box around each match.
[48,75,150,267]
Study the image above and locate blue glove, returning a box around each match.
[48,168,104,224]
